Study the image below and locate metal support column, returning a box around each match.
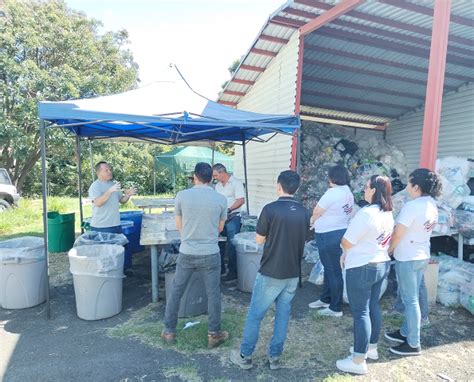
[242,137,250,215]
[296,128,302,175]
[150,245,159,302]
[419,0,452,169]
[88,140,94,181]
[40,120,51,319]
[76,135,84,233]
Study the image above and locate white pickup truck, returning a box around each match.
[0,168,20,211]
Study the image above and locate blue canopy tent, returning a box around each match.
[37,66,300,317]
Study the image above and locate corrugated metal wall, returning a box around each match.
[233,32,300,215]
[386,83,474,172]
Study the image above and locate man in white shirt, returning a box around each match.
[212,163,245,282]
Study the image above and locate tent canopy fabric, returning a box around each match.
[155,146,233,174]
[38,67,300,145]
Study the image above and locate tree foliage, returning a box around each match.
[0,0,139,192]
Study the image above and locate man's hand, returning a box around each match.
[124,187,137,197]
[108,182,121,194]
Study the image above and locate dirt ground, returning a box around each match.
[1,249,473,382]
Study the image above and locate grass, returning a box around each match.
[0,195,172,240]
[162,364,202,382]
[107,303,246,354]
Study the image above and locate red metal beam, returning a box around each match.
[291,34,305,171]
[259,34,289,44]
[231,78,255,86]
[302,74,424,100]
[269,16,301,29]
[223,90,246,97]
[420,0,452,170]
[295,0,472,46]
[380,0,471,28]
[240,64,266,73]
[303,43,472,83]
[299,0,364,37]
[218,100,238,107]
[250,48,277,57]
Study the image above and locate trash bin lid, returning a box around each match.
[232,232,262,254]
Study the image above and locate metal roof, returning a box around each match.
[218,0,474,125]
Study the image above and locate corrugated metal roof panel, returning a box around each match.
[300,105,390,124]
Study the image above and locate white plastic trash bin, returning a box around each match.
[68,244,124,320]
[424,261,440,305]
[0,236,46,309]
[233,232,263,293]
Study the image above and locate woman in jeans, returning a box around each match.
[308,165,354,317]
[385,168,441,356]
[336,175,394,375]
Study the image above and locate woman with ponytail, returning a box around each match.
[336,175,394,375]
[385,168,441,356]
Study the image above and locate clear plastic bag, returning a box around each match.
[0,236,44,262]
[454,209,474,239]
[304,240,319,263]
[74,231,129,247]
[308,260,324,285]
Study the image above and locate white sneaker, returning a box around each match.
[350,346,379,360]
[336,356,368,375]
[316,307,343,317]
[308,300,330,309]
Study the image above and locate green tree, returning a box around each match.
[0,0,139,193]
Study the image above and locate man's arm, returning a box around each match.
[228,197,245,212]
[93,183,121,207]
[175,216,183,232]
[218,219,226,233]
[310,205,326,225]
[256,234,266,245]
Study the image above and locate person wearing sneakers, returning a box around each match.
[230,170,311,370]
[385,168,441,356]
[308,165,354,317]
[161,162,229,348]
[336,175,394,375]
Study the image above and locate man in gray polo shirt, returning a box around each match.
[161,162,229,348]
[88,161,136,233]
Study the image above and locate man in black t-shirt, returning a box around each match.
[230,170,311,370]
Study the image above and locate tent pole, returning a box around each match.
[153,156,157,196]
[211,146,215,165]
[40,120,51,319]
[76,136,84,233]
[88,140,94,182]
[242,136,250,215]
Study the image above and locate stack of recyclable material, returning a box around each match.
[304,240,324,285]
[436,157,471,209]
[436,254,474,311]
[298,123,407,208]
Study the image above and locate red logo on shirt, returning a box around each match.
[424,220,436,232]
[342,203,352,215]
[376,232,392,247]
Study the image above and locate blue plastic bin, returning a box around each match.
[119,211,144,253]
[120,220,135,269]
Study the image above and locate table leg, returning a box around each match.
[151,245,159,302]
[458,233,463,261]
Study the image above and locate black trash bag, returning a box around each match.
[391,178,406,194]
[334,139,358,157]
[73,231,129,247]
[159,242,180,273]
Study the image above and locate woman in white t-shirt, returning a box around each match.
[385,168,441,357]
[308,165,354,317]
[335,175,394,375]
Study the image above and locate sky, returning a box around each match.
[65,0,286,100]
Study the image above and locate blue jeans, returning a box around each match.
[316,229,346,312]
[395,259,429,347]
[219,215,241,275]
[394,274,429,320]
[164,253,221,333]
[90,225,123,234]
[240,273,298,358]
[346,261,390,357]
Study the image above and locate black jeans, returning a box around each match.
[219,215,241,275]
[164,252,222,333]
